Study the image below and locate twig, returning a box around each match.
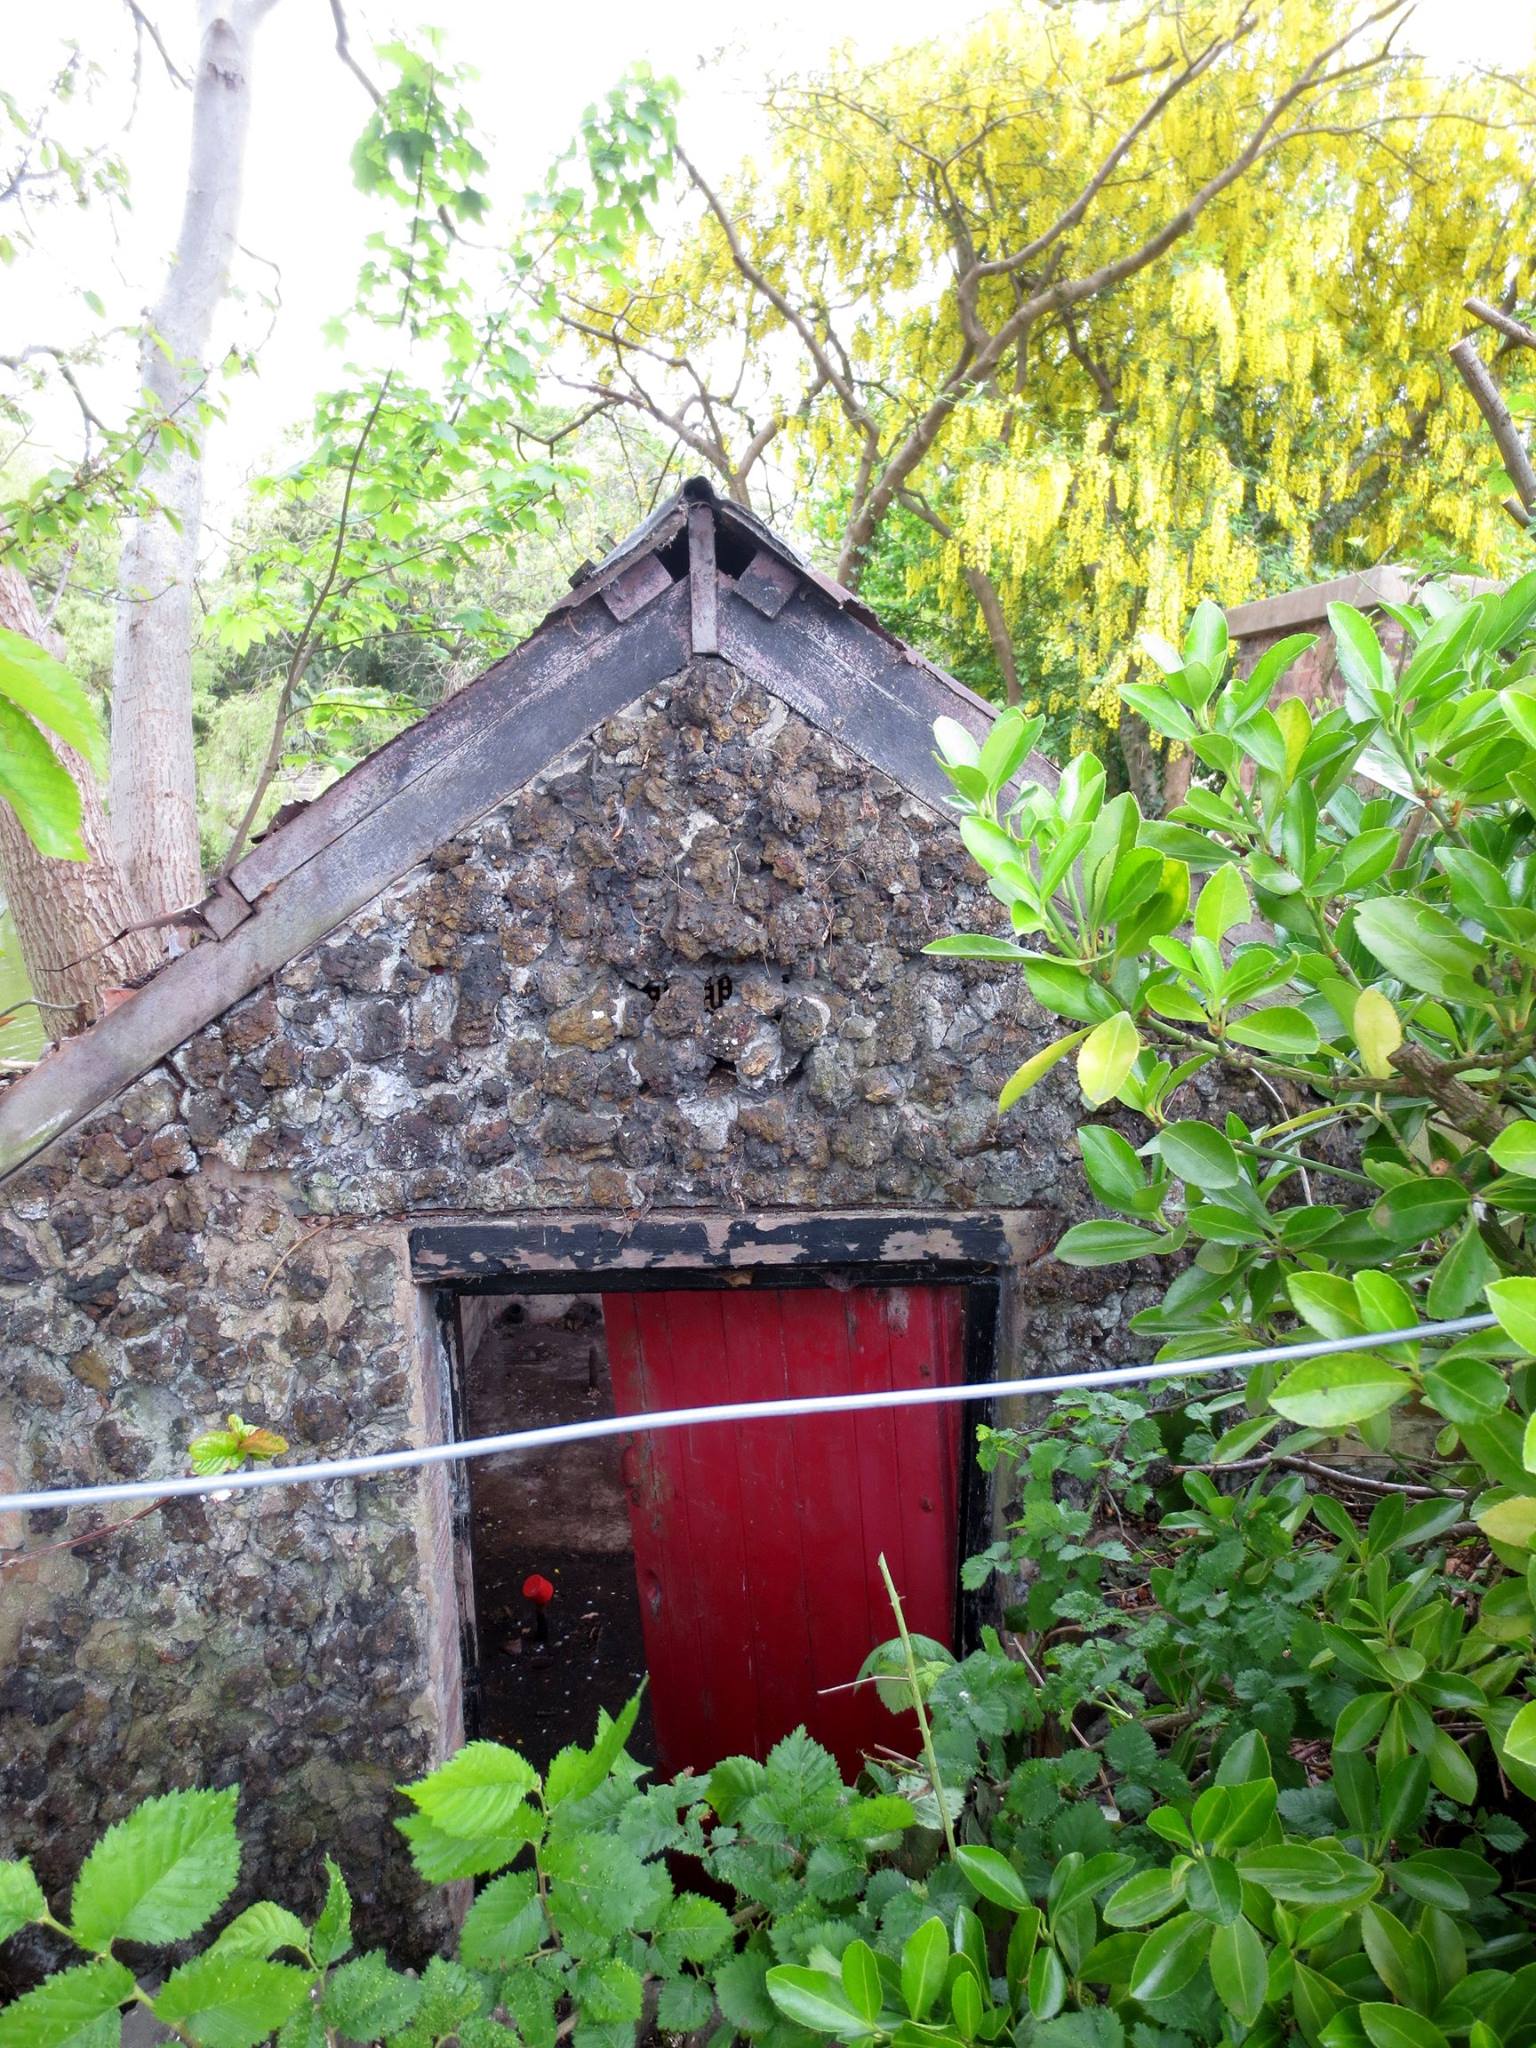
[1449,336,1536,512]
[218,373,393,876]
[328,0,382,104]
[877,1552,957,1857]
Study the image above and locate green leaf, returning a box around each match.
[1270,1355,1411,1429]
[543,1691,641,1809]
[1209,1917,1267,2027]
[543,1833,657,1941]
[1226,1006,1320,1055]
[0,696,86,859]
[1491,1121,1536,1177]
[1353,899,1486,1001]
[955,1845,1030,1911]
[0,1961,136,2048]
[320,1952,423,2042]
[0,629,106,771]
[309,1859,352,1969]
[1103,1866,1186,1928]
[1501,1699,1536,1768]
[1127,1912,1211,2002]
[1077,1014,1141,1106]
[394,1808,537,1881]
[211,1901,310,1961]
[840,1940,883,2026]
[1328,603,1394,708]
[650,1891,733,1968]
[154,1955,312,2048]
[70,1788,242,1950]
[1474,1493,1536,1548]
[1158,1121,1241,1190]
[901,1917,949,2022]
[1195,863,1251,945]
[1358,2005,1450,2048]
[999,1029,1090,1111]
[1421,1356,1507,1425]
[1288,1273,1364,1340]
[1054,1220,1171,1266]
[1027,1947,1067,2021]
[925,934,1036,960]
[400,1741,538,1834]
[764,1966,863,2038]
[1488,1279,1536,1354]
[0,1860,47,1943]
[459,1871,544,1970]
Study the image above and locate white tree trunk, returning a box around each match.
[0,566,165,1038]
[110,0,277,921]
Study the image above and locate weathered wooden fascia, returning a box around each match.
[0,478,1055,1186]
[0,579,694,1183]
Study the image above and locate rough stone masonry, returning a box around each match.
[0,661,1148,1957]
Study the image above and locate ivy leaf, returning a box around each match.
[0,1960,136,2048]
[69,1788,242,1950]
[153,1955,312,2048]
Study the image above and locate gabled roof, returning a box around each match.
[0,478,1025,1183]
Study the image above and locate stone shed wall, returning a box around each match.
[0,658,1142,1958]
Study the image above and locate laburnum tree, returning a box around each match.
[552,0,1536,796]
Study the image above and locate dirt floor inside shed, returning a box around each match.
[462,1295,655,1771]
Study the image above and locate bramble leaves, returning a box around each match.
[69,1789,241,1951]
[0,1960,135,2048]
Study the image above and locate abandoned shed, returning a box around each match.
[0,481,1143,1939]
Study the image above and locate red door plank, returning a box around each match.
[603,1283,967,1777]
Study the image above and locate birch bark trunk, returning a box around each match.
[109,0,277,921]
[0,566,164,1040]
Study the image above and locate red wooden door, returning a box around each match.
[601,1284,966,1777]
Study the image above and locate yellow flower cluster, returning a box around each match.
[579,1,1534,743]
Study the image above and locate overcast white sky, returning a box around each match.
[6,0,1536,516]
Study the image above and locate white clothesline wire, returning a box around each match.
[0,1314,1497,1520]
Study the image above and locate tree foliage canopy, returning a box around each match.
[561,0,1536,752]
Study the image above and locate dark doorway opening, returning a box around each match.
[424,1210,1031,1781]
[458,1292,655,1771]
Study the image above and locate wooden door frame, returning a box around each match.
[413,1207,1051,1739]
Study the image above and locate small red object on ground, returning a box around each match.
[522,1573,555,1606]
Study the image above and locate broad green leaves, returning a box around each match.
[0,1862,46,1945]
[69,1789,241,1951]
[0,1960,136,2048]
[0,630,106,861]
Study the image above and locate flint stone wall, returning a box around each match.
[0,659,1150,1958]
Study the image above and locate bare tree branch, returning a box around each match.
[1465,295,1536,350]
[1449,336,1536,514]
[328,0,383,105]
